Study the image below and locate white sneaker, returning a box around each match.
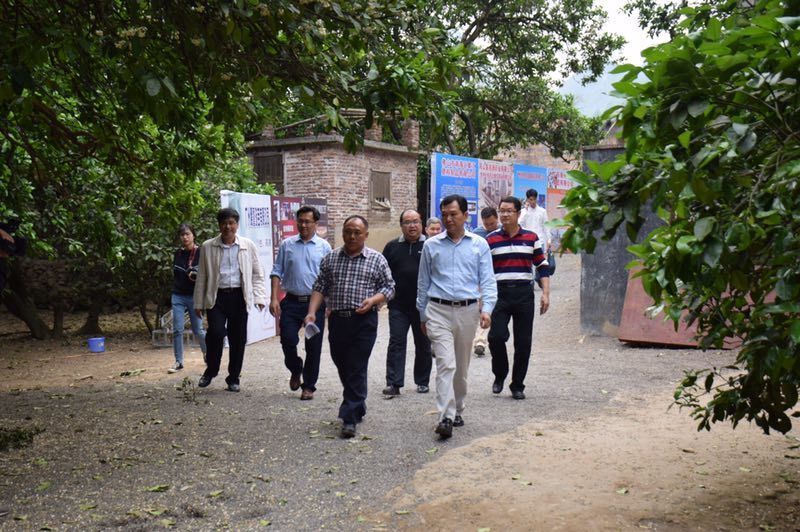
[168,362,184,374]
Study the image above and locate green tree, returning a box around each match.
[408,0,626,159]
[562,0,800,433]
[1,1,466,337]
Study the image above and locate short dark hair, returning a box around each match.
[440,194,468,213]
[343,214,369,229]
[525,189,538,199]
[296,205,320,222]
[499,196,522,212]
[217,207,240,224]
[399,209,421,224]
[177,223,196,239]
[480,207,497,219]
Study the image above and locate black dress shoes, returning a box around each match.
[382,385,400,396]
[341,423,357,438]
[226,383,240,392]
[492,381,503,394]
[435,418,453,439]
[453,415,464,427]
[198,375,212,388]
[512,390,526,400]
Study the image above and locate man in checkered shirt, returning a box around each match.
[305,215,395,438]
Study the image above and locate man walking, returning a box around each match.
[304,216,395,438]
[194,208,267,392]
[382,210,432,396]
[470,206,499,357]
[270,205,332,400]
[487,197,550,400]
[519,189,551,252]
[418,195,497,439]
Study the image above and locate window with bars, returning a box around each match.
[253,153,283,192]
[369,170,391,209]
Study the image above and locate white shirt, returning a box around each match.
[219,237,241,288]
[519,204,550,250]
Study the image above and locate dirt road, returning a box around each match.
[1,254,798,530]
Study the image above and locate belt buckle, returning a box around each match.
[297,295,309,303]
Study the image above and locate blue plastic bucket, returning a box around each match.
[88,337,105,353]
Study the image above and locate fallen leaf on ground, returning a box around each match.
[511,474,521,480]
[208,490,223,498]
[395,510,410,515]
[145,484,170,492]
[739,467,751,472]
[616,487,629,494]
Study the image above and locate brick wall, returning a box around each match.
[495,144,581,172]
[283,143,418,248]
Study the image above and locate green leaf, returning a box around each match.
[676,235,697,254]
[702,238,723,267]
[693,218,715,241]
[145,484,170,492]
[678,130,692,149]
[687,100,708,117]
[790,321,800,343]
[145,78,161,97]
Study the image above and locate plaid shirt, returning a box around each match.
[313,246,395,310]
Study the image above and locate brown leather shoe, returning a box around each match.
[289,374,301,391]
[300,388,314,400]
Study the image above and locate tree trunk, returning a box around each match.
[77,300,103,335]
[139,301,153,335]
[51,306,64,339]
[1,263,50,339]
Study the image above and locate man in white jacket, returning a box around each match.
[194,208,267,392]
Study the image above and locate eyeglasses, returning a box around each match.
[401,220,422,226]
[498,210,519,215]
[297,220,316,225]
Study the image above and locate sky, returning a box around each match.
[560,0,668,116]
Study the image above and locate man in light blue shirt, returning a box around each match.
[270,205,332,400]
[418,194,497,438]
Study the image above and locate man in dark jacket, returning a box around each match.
[381,209,432,395]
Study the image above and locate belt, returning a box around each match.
[284,293,310,303]
[217,287,242,293]
[331,307,376,318]
[430,297,477,307]
[498,281,533,287]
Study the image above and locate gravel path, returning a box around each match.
[0,255,732,530]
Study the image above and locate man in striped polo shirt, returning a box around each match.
[486,196,550,400]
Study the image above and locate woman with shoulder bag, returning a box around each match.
[170,223,207,372]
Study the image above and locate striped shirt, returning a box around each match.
[312,246,395,311]
[486,227,549,283]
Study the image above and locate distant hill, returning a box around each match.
[559,66,627,117]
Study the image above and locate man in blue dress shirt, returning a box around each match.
[269,205,332,400]
[418,194,498,438]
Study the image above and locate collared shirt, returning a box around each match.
[312,246,395,311]
[519,204,550,247]
[487,226,549,284]
[219,236,241,288]
[472,226,489,239]
[382,234,426,310]
[270,234,332,295]
[416,231,498,322]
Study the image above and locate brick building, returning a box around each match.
[246,116,421,248]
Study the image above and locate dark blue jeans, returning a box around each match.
[488,284,535,392]
[328,311,378,424]
[279,297,325,391]
[385,306,432,388]
[204,289,248,386]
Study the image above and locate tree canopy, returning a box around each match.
[415,0,625,159]
[1,1,474,337]
[562,0,800,433]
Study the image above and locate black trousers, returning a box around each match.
[328,311,378,424]
[488,283,535,392]
[279,297,325,391]
[385,306,432,388]
[204,288,248,385]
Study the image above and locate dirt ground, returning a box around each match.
[1,254,799,531]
